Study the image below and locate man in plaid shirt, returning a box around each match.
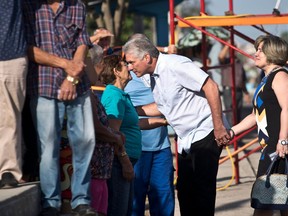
[23,1,97,215]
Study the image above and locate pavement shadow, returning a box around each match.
[215,198,250,212]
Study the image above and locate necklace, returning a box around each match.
[261,67,282,84]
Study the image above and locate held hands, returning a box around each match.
[214,126,232,147]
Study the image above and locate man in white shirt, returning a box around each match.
[122,38,230,216]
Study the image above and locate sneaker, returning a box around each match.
[71,204,98,216]
[38,207,60,216]
[1,172,18,189]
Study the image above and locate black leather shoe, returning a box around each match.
[38,207,60,216]
[1,172,18,189]
[71,204,98,216]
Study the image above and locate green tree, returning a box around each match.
[84,0,129,46]
[85,0,154,46]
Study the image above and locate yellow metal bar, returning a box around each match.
[91,85,105,91]
[178,14,288,27]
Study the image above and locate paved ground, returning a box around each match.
[214,141,259,216]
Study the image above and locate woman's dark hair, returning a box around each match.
[100,55,123,85]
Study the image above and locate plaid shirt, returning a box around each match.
[23,0,92,98]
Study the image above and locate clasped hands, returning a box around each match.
[214,127,233,147]
[58,60,85,101]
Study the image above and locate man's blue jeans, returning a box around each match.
[132,147,175,216]
[30,92,95,209]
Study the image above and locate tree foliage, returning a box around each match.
[84,0,154,46]
[84,0,129,46]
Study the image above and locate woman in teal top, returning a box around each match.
[101,84,141,159]
[100,54,141,216]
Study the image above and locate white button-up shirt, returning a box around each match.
[143,53,214,153]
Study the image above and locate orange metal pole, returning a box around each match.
[219,138,258,164]
[178,14,288,27]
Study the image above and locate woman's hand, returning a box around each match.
[118,154,134,182]
[276,143,288,158]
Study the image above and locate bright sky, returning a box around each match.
[208,0,288,44]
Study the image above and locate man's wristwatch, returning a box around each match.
[66,75,79,85]
[278,139,288,145]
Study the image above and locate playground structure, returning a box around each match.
[168,0,288,184]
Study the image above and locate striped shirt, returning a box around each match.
[23,0,92,98]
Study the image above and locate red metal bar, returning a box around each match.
[174,14,254,60]
[252,25,273,35]
[200,0,205,13]
[238,146,262,161]
[228,125,257,144]
[227,23,240,184]
[222,27,255,44]
[169,0,175,44]
[200,0,207,70]
[229,0,233,11]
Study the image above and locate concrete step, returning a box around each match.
[0,182,40,216]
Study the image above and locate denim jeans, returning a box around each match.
[132,147,175,216]
[30,92,95,209]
